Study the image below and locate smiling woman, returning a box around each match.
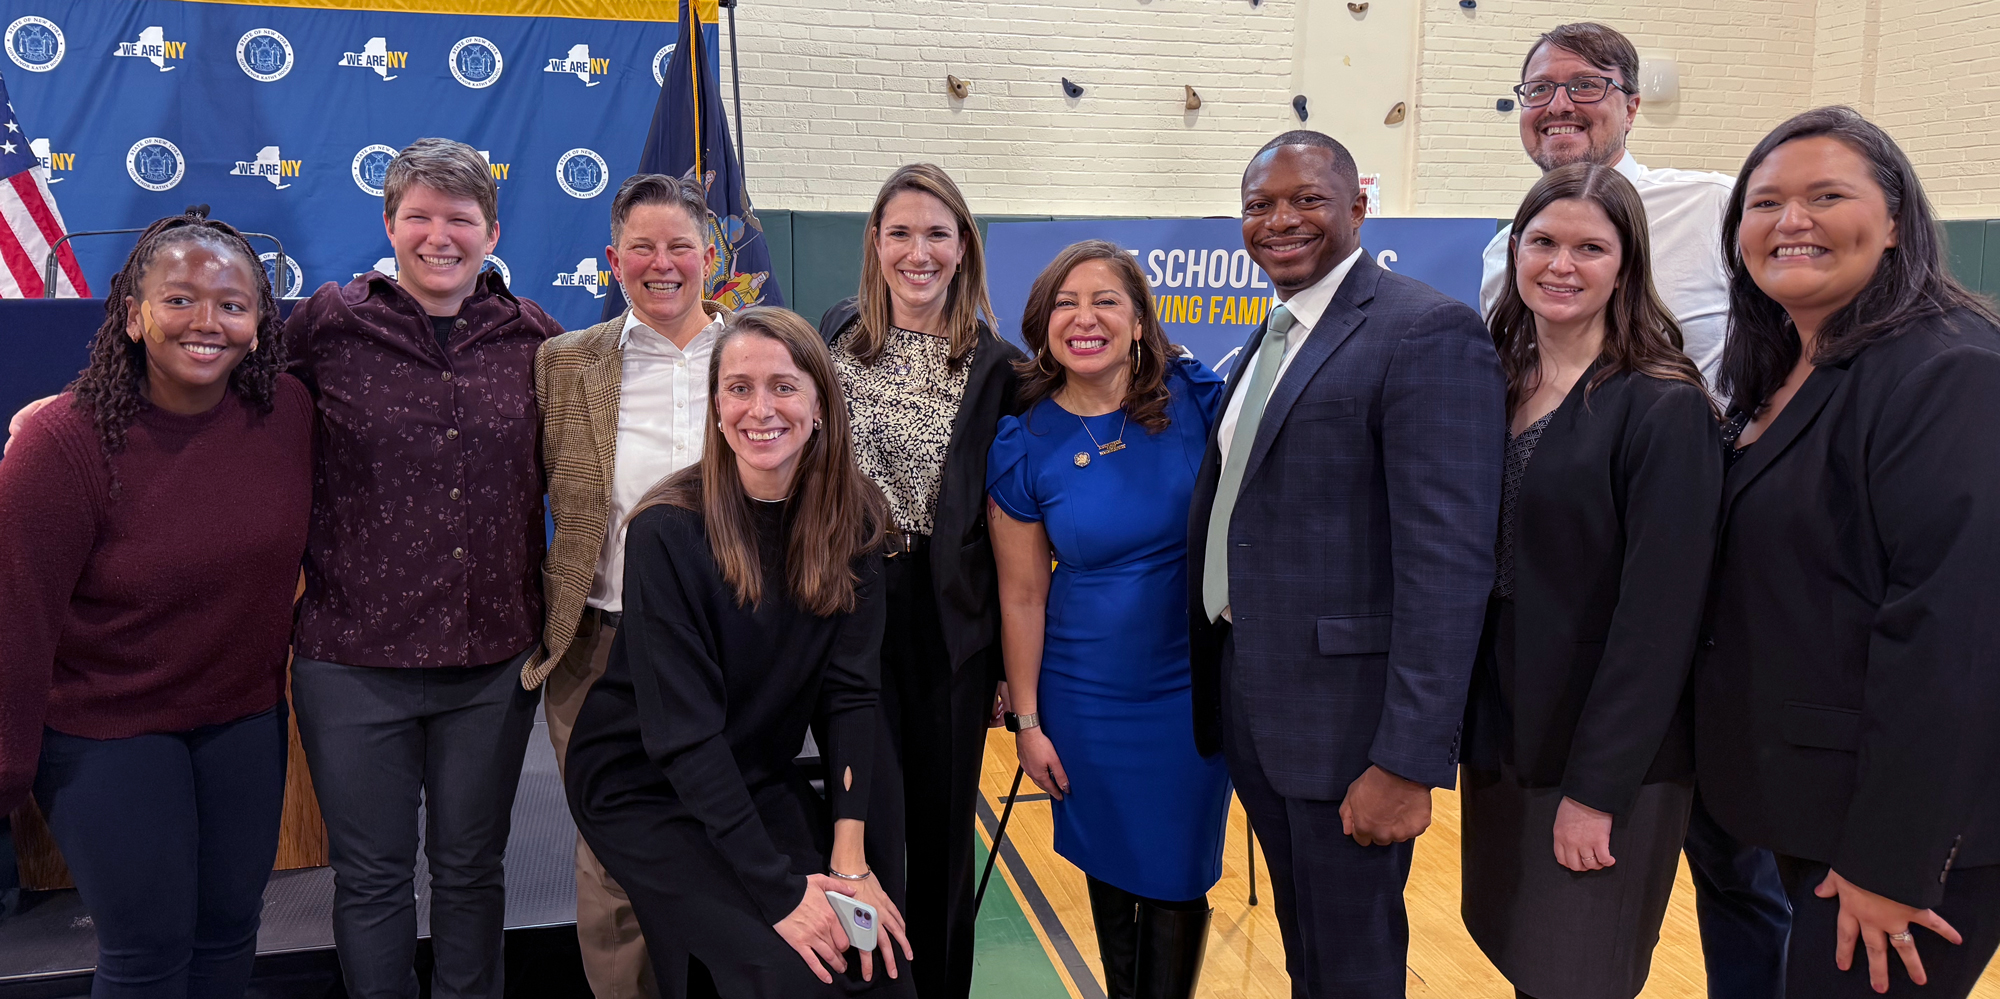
[1698,107,2000,999]
[0,207,313,999]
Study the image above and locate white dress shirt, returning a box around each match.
[1480,150,1735,393]
[586,309,723,612]
[1216,246,1365,470]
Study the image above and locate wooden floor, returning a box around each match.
[976,729,2000,999]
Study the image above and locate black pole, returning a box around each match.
[1247,820,1259,906]
[721,0,745,179]
[974,766,1027,914]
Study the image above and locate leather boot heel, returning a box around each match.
[1085,875,1140,999]
[1133,901,1212,999]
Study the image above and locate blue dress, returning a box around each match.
[985,357,1233,902]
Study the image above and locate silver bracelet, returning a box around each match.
[827,867,873,882]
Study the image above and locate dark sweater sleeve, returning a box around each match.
[0,404,104,813]
[1835,344,2000,907]
[620,509,804,925]
[820,551,885,821]
[1561,384,1722,815]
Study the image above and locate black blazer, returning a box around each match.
[1463,367,1720,817]
[1187,254,1505,796]
[818,298,1023,672]
[1695,307,2000,909]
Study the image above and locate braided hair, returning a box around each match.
[65,207,286,471]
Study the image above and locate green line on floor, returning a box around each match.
[970,837,1075,999]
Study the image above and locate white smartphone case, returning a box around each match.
[824,891,878,952]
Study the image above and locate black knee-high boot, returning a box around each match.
[1133,895,1212,999]
[1086,875,1141,999]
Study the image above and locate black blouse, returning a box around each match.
[564,497,886,924]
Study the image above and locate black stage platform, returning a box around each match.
[0,710,581,996]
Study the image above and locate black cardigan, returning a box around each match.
[1464,367,1721,817]
[1695,307,2000,909]
[817,298,1023,672]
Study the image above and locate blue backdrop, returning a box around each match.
[1,0,716,331]
[984,217,1496,375]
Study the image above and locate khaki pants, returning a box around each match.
[545,615,657,999]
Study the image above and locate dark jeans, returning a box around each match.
[292,652,539,999]
[33,706,288,999]
[1685,791,1793,999]
[1776,856,2000,997]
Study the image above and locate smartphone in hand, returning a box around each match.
[824,891,878,952]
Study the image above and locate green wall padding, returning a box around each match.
[1943,220,1986,297]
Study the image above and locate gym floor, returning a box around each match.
[970,729,2000,999]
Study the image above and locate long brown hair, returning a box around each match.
[1489,162,1706,416]
[636,307,888,616]
[1015,240,1178,432]
[847,163,997,369]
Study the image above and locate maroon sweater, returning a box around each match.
[0,376,314,813]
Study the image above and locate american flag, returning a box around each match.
[0,71,87,298]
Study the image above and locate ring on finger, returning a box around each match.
[1890,931,1915,943]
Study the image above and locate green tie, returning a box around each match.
[1203,304,1297,622]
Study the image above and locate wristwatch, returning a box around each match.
[1004,711,1041,733]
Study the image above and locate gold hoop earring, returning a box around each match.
[1036,348,1059,377]
[1131,340,1142,378]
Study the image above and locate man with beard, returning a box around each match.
[1481,24,1792,999]
[1481,22,1736,391]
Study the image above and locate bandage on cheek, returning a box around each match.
[140,301,169,345]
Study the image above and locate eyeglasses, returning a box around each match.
[1512,76,1632,108]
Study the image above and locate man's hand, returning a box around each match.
[1339,765,1433,846]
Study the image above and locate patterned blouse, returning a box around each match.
[1494,409,1555,600]
[833,325,970,536]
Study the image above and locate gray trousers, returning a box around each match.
[292,652,540,999]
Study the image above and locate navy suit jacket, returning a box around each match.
[1187,252,1505,798]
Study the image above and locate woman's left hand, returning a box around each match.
[1552,796,1616,872]
[847,874,915,982]
[991,681,1010,728]
[1816,868,1964,992]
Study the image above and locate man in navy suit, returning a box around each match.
[1188,131,1504,997]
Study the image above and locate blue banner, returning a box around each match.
[605,0,780,320]
[984,217,1496,374]
[0,0,717,331]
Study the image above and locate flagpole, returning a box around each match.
[721,0,745,180]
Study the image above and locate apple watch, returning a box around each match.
[1004,711,1041,733]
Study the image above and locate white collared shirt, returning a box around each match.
[586,309,723,612]
[1216,246,1365,470]
[1480,150,1735,393]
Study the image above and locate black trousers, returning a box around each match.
[867,552,997,999]
[1775,856,2000,997]
[1221,634,1413,999]
[292,653,540,999]
[577,781,916,999]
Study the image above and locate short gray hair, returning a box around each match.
[610,173,711,246]
[383,138,498,234]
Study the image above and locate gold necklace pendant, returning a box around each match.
[1078,411,1130,459]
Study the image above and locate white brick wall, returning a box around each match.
[715,0,1999,219]
[718,0,1303,217]
[1410,0,1817,216]
[1865,0,2000,218]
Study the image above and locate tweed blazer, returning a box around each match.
[522,303,727,689]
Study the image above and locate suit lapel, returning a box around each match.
[1241,254,1380,485]
[582,316,626,494]
[1723,364,1845,519]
